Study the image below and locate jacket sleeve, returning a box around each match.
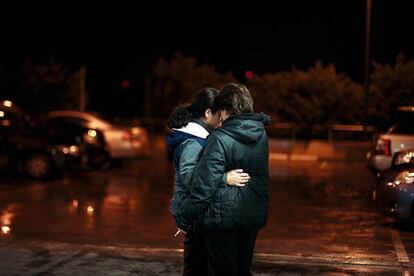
[179,140,203,189]
[175,132,227,230]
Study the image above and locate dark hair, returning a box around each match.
[216,83,254,115]
[167,87,219,129]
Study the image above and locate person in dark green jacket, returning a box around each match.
[166,87,251,276]
[175,83,270,276]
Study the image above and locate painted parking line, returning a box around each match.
[390,229,410,263]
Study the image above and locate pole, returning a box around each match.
[364,0,372,102]
[79,66,86,111]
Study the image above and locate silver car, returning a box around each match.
[367,106,414,172]
[48,111,150,159]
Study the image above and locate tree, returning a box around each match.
[151,52,236,117]
[19,58,80,114]
[368,52,414,127]
[249,61,364,137]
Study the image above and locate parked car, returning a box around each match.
[43,117,110,170]
[374,163,414,220]
[367,106,414,172]
[0,100,109,179]
[374,148,414,220]
[47,110,150,160]
[0,100,80,179]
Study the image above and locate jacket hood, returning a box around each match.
[166,122,208,149]
[218,112,271,144]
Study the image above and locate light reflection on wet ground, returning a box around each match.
[1,155,414,268]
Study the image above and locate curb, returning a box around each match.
[269,153,318,162]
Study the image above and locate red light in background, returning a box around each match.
[245,70,254,79]
[121,79,130,89]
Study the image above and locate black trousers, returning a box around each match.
[205,228,259,276]
[183,229,208,276]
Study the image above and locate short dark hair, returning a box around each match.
[216,83,254,115]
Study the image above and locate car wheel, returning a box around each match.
[24,153,52,179]
[89,151,111,170]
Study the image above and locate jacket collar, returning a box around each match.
[173,121,209,139]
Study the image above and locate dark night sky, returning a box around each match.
[1,1,414,116]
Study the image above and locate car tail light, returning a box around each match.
[122,131,131,141]
[375,138,391,156]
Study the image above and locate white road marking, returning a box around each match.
[390,229,410,263]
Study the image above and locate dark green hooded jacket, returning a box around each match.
[175,112,270,231]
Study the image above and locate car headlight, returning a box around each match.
[55,145,80,157]
[2,100,12,108]
[390,170,414,187]
[393,149,414,166]
[83,129,99,144]
[88,129,97,138]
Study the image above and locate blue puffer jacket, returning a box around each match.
[166,122,208,217]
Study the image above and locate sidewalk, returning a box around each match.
[268,139,371,162]
[0,241,182,276]
[1,240,412,275]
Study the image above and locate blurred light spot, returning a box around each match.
[88,129,97,138]
[62,147,69,154]
[1,207,15,226]
[87,206,94,214]
[69,145,79,154]
[245,70,254,79]
[1,120,10,126]
[131,140,142,148]
[121,79,130,89]
[3,100,12,107]
[1,225,11,235]
[0,111,4,118]
[131,127,140,135]
[72,200,79,208]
